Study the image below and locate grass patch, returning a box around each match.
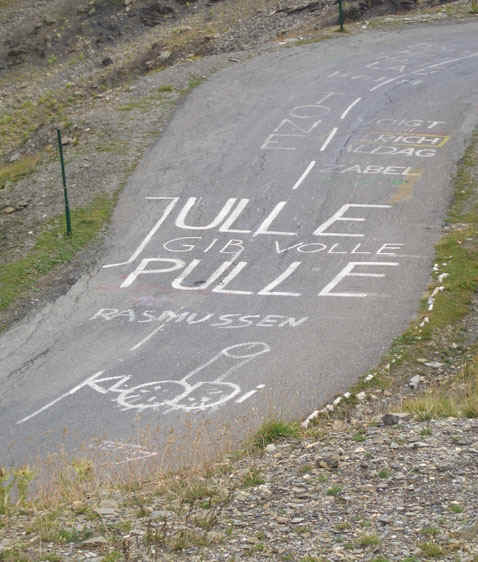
[0,193,116,319]
[357,534,381,547]
[0,93,69,160]
[241,467,265,488]
[252,419,300,449]
[403,358,478,420]
[326,485,342,496]
[117,86,176,112]
[0,154,41,190]
[352,431,366,442]
[0,547,31,562]
[421,526,440,537]
[419,541,444,557]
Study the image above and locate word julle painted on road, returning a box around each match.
[104,199,400,299]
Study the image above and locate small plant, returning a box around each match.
[448,503,464,513]
[421,526,439,536]
[378,468,391,479]
[57,526,93,544]
[298,464,313,475]
[193,511,217,530]
[352,431,367,442]
[419,542,443,557]
[0,154,41,190]
[358,534,381,547]
[157,85,174,93]
[0,466,34,514]
[72,458,94,482]
[0,547,30,562]
[420,426,433,437]
[326,485,343,496]
[0,467,14,514]
[188,76,204,89]
[101,553,122,562]
[242,467,265,488]
[252,419,300,449]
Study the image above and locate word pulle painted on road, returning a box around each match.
[103,200,400,298]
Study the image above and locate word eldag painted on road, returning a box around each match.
[347,132,450,159]
[18,342,270,424]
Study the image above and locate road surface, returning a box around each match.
[1,20,478,469]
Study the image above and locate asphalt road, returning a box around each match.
[1,20,478,469]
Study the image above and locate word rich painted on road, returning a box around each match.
[104,199,401,299]
[347,132,450,159]
[17,342,271,424]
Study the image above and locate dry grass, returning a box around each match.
[0,154,41,190]
[403,357,478,420]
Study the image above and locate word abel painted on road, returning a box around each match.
[17,342,271,424]
[318,163,421,177]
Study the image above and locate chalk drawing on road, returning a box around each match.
[90,440,158,465]
[389,174,422,203]
[116,342,270,413]
[17,342,271,424]
[370,51,478,91]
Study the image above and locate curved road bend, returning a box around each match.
[1,21,478,468]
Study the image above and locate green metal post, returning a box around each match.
[57,129,72,236]
[338,0,345,31]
